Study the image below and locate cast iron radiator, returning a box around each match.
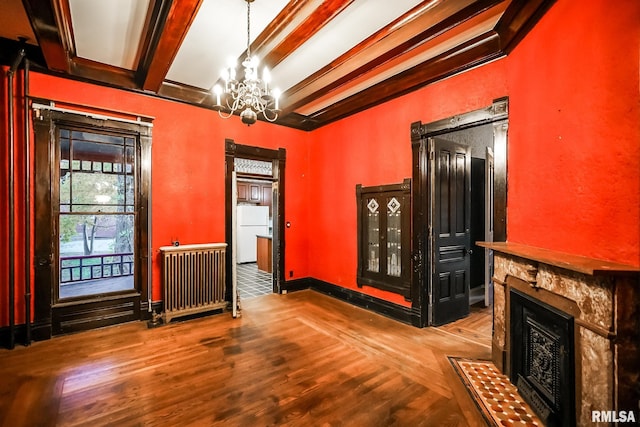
[159,243,227,323]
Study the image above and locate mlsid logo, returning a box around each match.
[591,411,637,423]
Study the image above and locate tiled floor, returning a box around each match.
[449,357,542,427]
[237,262,273,300]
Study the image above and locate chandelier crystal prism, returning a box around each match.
[212,0,281,126]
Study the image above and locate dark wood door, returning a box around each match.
[430,137,471,325]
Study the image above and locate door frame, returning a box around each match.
[32,103,152,339]
[410,97,508,327]
[224,140,286,299]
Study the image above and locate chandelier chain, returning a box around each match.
[212,0,280,125]
[246,0,251,58]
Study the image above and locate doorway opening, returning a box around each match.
[410,98,508,327]
[225,140,286,306]
[236,175,274,300]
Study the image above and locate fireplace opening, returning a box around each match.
[510,288,575,427]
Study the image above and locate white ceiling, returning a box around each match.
[166,0,289,90]
[4,0,553,130]
[69,0,151,70]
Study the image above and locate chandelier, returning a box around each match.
[212,0,281,126]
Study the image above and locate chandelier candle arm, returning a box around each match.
[211,0,281,126]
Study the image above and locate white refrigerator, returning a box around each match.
[236,205,270,263]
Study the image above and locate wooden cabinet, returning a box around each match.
[356,179,411,299]
[257,235,272,273]
[237,181,272,209]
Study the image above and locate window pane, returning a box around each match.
[72,130,126,145]
[72,140,124,166]
[71,172,124,208]
[59,213,135,299]
[387,197,402,277]
[366,198,380,273]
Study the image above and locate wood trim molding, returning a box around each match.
[309,278,416,326]
[142,0,204,91]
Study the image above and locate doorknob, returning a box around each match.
[467,249,473,255]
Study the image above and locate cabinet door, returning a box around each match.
[261,184,272,213]
[356,179,411,299]
[237,182,249,201]
[249,184,261,202]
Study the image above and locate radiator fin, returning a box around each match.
[160,244,227,323]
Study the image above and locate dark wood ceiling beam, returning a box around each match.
[254,0,356,69]
[495,0,556,54]
[306,32,502,128]
[22,0,70,72]
[69,58,139,90]
[281,0,505,115]
[142,0,204,92]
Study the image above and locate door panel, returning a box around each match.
[431,137,471,325]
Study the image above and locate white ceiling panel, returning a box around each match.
[166,0,289,90]
[69,0,150,69]
[270,0,426,93]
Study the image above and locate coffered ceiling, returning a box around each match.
[1,0,554,130]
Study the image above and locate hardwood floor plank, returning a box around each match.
[0,290,491,426]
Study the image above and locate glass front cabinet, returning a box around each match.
[356,179,411,299]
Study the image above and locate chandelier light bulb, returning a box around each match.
[213,0,280,126]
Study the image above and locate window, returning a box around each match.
[58,127,137,299]
[356,179,411,299]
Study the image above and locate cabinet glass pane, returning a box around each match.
[366,198,380,273]
[387,197,401,277]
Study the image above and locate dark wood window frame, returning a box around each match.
[33,103,152,339]
[356,178,412,299]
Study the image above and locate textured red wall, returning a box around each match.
[307,0,640,306]
[506,0,640,264]
[308,60,508,305]
[0,73,309,326]
[2,0,638,328]
[0,66,29,327]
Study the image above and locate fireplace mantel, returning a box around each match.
[477,241,639,426]
[476,241,640,276]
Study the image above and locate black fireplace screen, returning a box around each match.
[510,288,575,427]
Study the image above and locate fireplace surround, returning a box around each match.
[477,242,639,426]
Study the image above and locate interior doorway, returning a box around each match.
[235,176,274,300]
[225,140,286,306]
[410,98,508,327]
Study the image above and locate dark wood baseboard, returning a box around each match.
[281,277,312,293]
[0,320,52,348]
[309,278,414,326]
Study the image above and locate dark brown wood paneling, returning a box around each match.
[33,113,54,341]
[52,295,140,335]
[259,0,355,68]
[22,0,69,72]
[282,0,505,115]
[19,0,554,132]
[142,0,203,91]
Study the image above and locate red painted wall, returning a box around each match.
[2,0,638,328]
[506,0,640,264]
[308,0,640,304]
[1,72,310,327]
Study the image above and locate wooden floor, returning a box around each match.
[0,290,492,427]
